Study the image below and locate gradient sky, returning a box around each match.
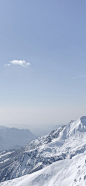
[0,0,86,128]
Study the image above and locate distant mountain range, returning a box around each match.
[0,116,86,185]
[0,126,36,151]
[4,123,63,136]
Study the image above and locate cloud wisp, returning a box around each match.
[5,60,31,67]
[72,75,86,79]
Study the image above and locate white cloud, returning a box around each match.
[72,75,86,79]
[5,60,31,67]
[5,64,11,66]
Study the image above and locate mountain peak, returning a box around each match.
[58,116,86,140]
[66,116,86,137]
[79,116,86,124]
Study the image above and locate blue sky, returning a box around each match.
[0,0,86,127]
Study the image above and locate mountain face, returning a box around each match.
[0,116,86,183]
[0,152,86,186]
[0,126,36,151]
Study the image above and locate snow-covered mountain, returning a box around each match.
[0,116,86,185]
[0,126,36,151]
[0,152,86,186]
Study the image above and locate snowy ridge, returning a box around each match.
[1,152,86,186]
[0,116,86,185]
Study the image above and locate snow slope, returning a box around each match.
[0,126,36,151]
[0,116,86,183]
[0,152,86,186]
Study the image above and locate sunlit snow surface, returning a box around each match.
[0,152,86,186]
[1,116,86,185]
